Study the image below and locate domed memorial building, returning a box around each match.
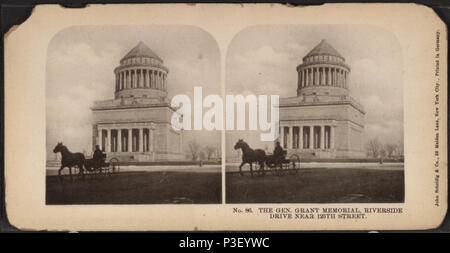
[279,40,365,158]
[91,42,183,161]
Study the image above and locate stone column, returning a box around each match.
[142,69,146,88]
[333,69,337,86]
[137,69,141,88]
[143,70,146,88]
[330,68,334,86]
[337,69,341,87]
[316,68,320,86]
[320,68,324,85]
[150,128,154,152]
[143,129,147,152]
[122,72,125,89]
[145,69,150,88]
[124,71,127,89]
[134,69,138,88]
[128,129,132,152]
[165,74,168,90]
[320,125,325,149]
[139,128,143,152]
[308,69,311,86]
[117,129,122,152]
[119,72,123,90]
[344,72,347,88]
[288,126,293,149]
[158,72,161,89]
[150,71,154,88]
[130,70,133,88]
[299,126,303,149]
[106,129,110,152]
[304,69,308,87]
[309,126,314,149]
[128,70,131,88]
[127,70,131,88]
[280,125,285,148]
[335,69,338,86]
[330,69,333,86]
[117,73,120,91]
[115,73,118,92]
[98,129,102,150]
[326,68,330,85]
[130,69,134,88]
[301,70,304,87]
[330,126,335,149]
[334,69,338,86]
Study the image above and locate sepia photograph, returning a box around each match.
[225,25,404,203]
[45,26,222,204]
[3,4,446,231]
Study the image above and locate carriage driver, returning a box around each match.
[273,141,286,164]
[93,145,104,168]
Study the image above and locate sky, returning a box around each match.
[46,26,221,160]
[46,25,403,160]
[225,25,404,158]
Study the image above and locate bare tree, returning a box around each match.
[199,151,206,160]
[379,148,387,158]
[188,141,201,161]
[384,143,397,158]
[397,139,404,156]
[204,146,216,160]
[366,138,382,158]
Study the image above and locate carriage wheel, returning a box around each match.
[109,158,120,175]
[288,154,300,175]
[270,162,284,176]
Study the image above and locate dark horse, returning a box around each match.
[53,142,85,181]
[234,139,266,176]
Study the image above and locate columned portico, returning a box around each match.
[279,122,336,152]
[96,123,156,155]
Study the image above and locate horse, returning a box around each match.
[53,142,85,181]
[234,139,266,177]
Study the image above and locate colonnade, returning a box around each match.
[280,125,334,150]
[297,66,348,89]
[98,127,154,153]
[115,68,167,92]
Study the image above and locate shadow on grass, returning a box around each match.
[46,171,221,205]
[226,168,404,203]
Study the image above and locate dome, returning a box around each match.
[120,41,163,63]
[114,42,168,100]
[304,39,344,60]
[296,40,351,96]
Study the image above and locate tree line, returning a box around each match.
[365,138,403,158]
[186,140,221,161]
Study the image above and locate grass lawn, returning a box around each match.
[226,168,404,203]
[46,171,221,204]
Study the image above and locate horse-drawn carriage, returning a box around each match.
[234,139,300,176]
[264,151,300,176]
[53,142,120,181]
[84,153,120,176]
